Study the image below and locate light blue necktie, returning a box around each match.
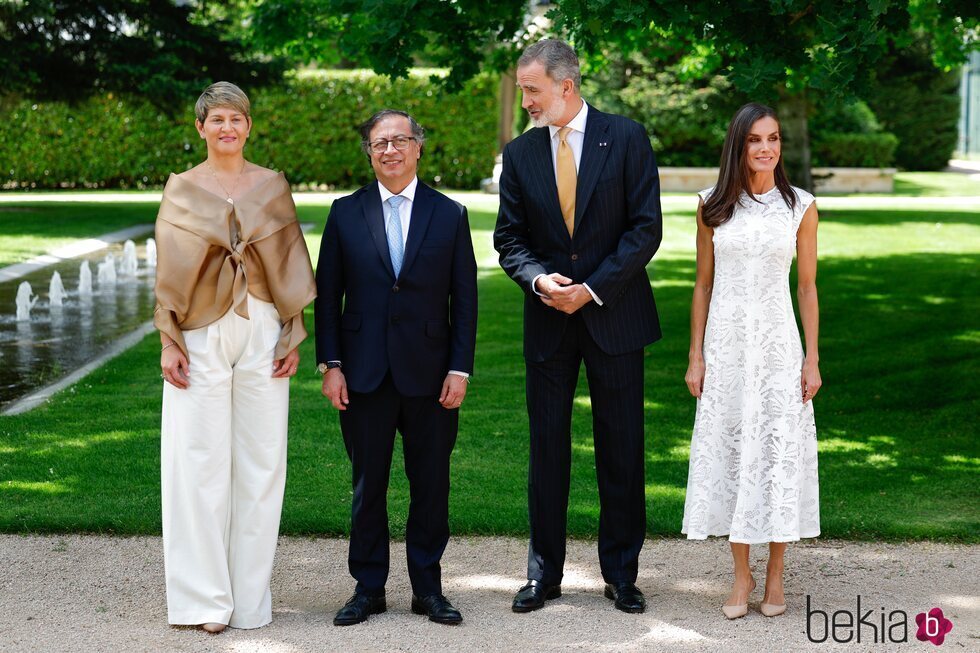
[386,195,405,277]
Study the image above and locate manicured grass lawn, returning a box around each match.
[0,202,329,269]
[0,197,977,541]
[891,171,980,197]
[0,203,160,268]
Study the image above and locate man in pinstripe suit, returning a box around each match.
[494,39,663,615]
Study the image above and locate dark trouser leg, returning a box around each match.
[400,393,459,597]
[581,319,646,584]
[339,376,399,597]
[525,322,581,585]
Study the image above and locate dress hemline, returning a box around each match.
[681,530,821,545]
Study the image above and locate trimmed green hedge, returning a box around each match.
[0,71,499,190]
[811,132,899,168]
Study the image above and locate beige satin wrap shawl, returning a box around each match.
[153,172,316,359]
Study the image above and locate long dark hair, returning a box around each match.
[702,102,796,228]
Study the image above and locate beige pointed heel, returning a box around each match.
[202,623,226,634]
[722,603,749,619]
[722,577,755,619]
[760,602,786,617]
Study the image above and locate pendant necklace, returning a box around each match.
[206,159,246,204]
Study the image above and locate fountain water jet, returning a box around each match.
[120,240,138,277]
[16,282,38,321]
[146,238,157,267]
[78,260,93,295]
[97,253,117,286]
[49,271,66,306]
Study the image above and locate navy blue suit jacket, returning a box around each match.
[494,105,663,361]
[315,180,478,396]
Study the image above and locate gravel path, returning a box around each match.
[0,535,976,652]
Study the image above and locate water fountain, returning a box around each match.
[120,240,138,277]
[49,271,66,306]
[97,253,117,286]
[78,260,93,295]
[1,239,159,413]
[15,282,37,321]
[146,238,157,267]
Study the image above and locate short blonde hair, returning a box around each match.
[195,81,250,123]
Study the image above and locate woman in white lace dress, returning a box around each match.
[682,103,822,620]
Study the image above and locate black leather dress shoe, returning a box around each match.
[411,594,463,625]
[333,593,387,626]
[512,580,562,613]
[604,582,646,613]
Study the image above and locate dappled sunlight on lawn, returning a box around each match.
[21,430,137,455]
[644,484,686,501]
[941,454,980,470]
[3,480,69,494]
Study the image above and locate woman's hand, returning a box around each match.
[272,348,299,378]
[685,357,706,398]
[161,346,190,389]
[801,360,822,403]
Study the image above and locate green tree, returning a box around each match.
[246,0,530,91]
[0,0,282,107]
[559,0,979,186]
[866,39,961,170]
[251,1,977,187]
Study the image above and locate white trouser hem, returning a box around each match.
[229,613,273,629]
[168,609,233,626]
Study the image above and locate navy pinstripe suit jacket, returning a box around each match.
[494,105,663,361]
[315,181,478,396]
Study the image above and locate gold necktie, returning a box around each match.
[556,126,576,237]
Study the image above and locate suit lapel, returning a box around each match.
[361,182,395,279]
[575,106,611,230]
[526,127,569,241]
[400,181,435,278]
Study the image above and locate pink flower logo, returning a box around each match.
[915,607,953,646]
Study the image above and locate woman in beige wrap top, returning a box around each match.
[155,82,315,633]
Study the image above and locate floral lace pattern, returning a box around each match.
[681,185,820,544]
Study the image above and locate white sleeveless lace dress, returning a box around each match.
[681,185,820,544]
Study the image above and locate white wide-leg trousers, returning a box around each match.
[161,295,288,629]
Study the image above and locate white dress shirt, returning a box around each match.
[548,101,588,180]
[378,176,417,248]
[377,176,468,380]
[532,100,603,306]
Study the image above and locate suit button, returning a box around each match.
[392,285,400,292]
[571,254,578,261]
[391,316,400,324]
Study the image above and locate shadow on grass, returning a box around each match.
[817,208,979,226]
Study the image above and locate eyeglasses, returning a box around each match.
[368,135,416,154]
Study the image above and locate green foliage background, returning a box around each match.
[0,71,498,191]
[866,41,962,171]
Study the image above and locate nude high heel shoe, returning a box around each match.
[760,602,787,617]
[202,623,226,634]
[722,603,749,619]
[722,578,755,619]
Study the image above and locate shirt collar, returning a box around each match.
[548,100,589,139]
[378,176,418,204]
